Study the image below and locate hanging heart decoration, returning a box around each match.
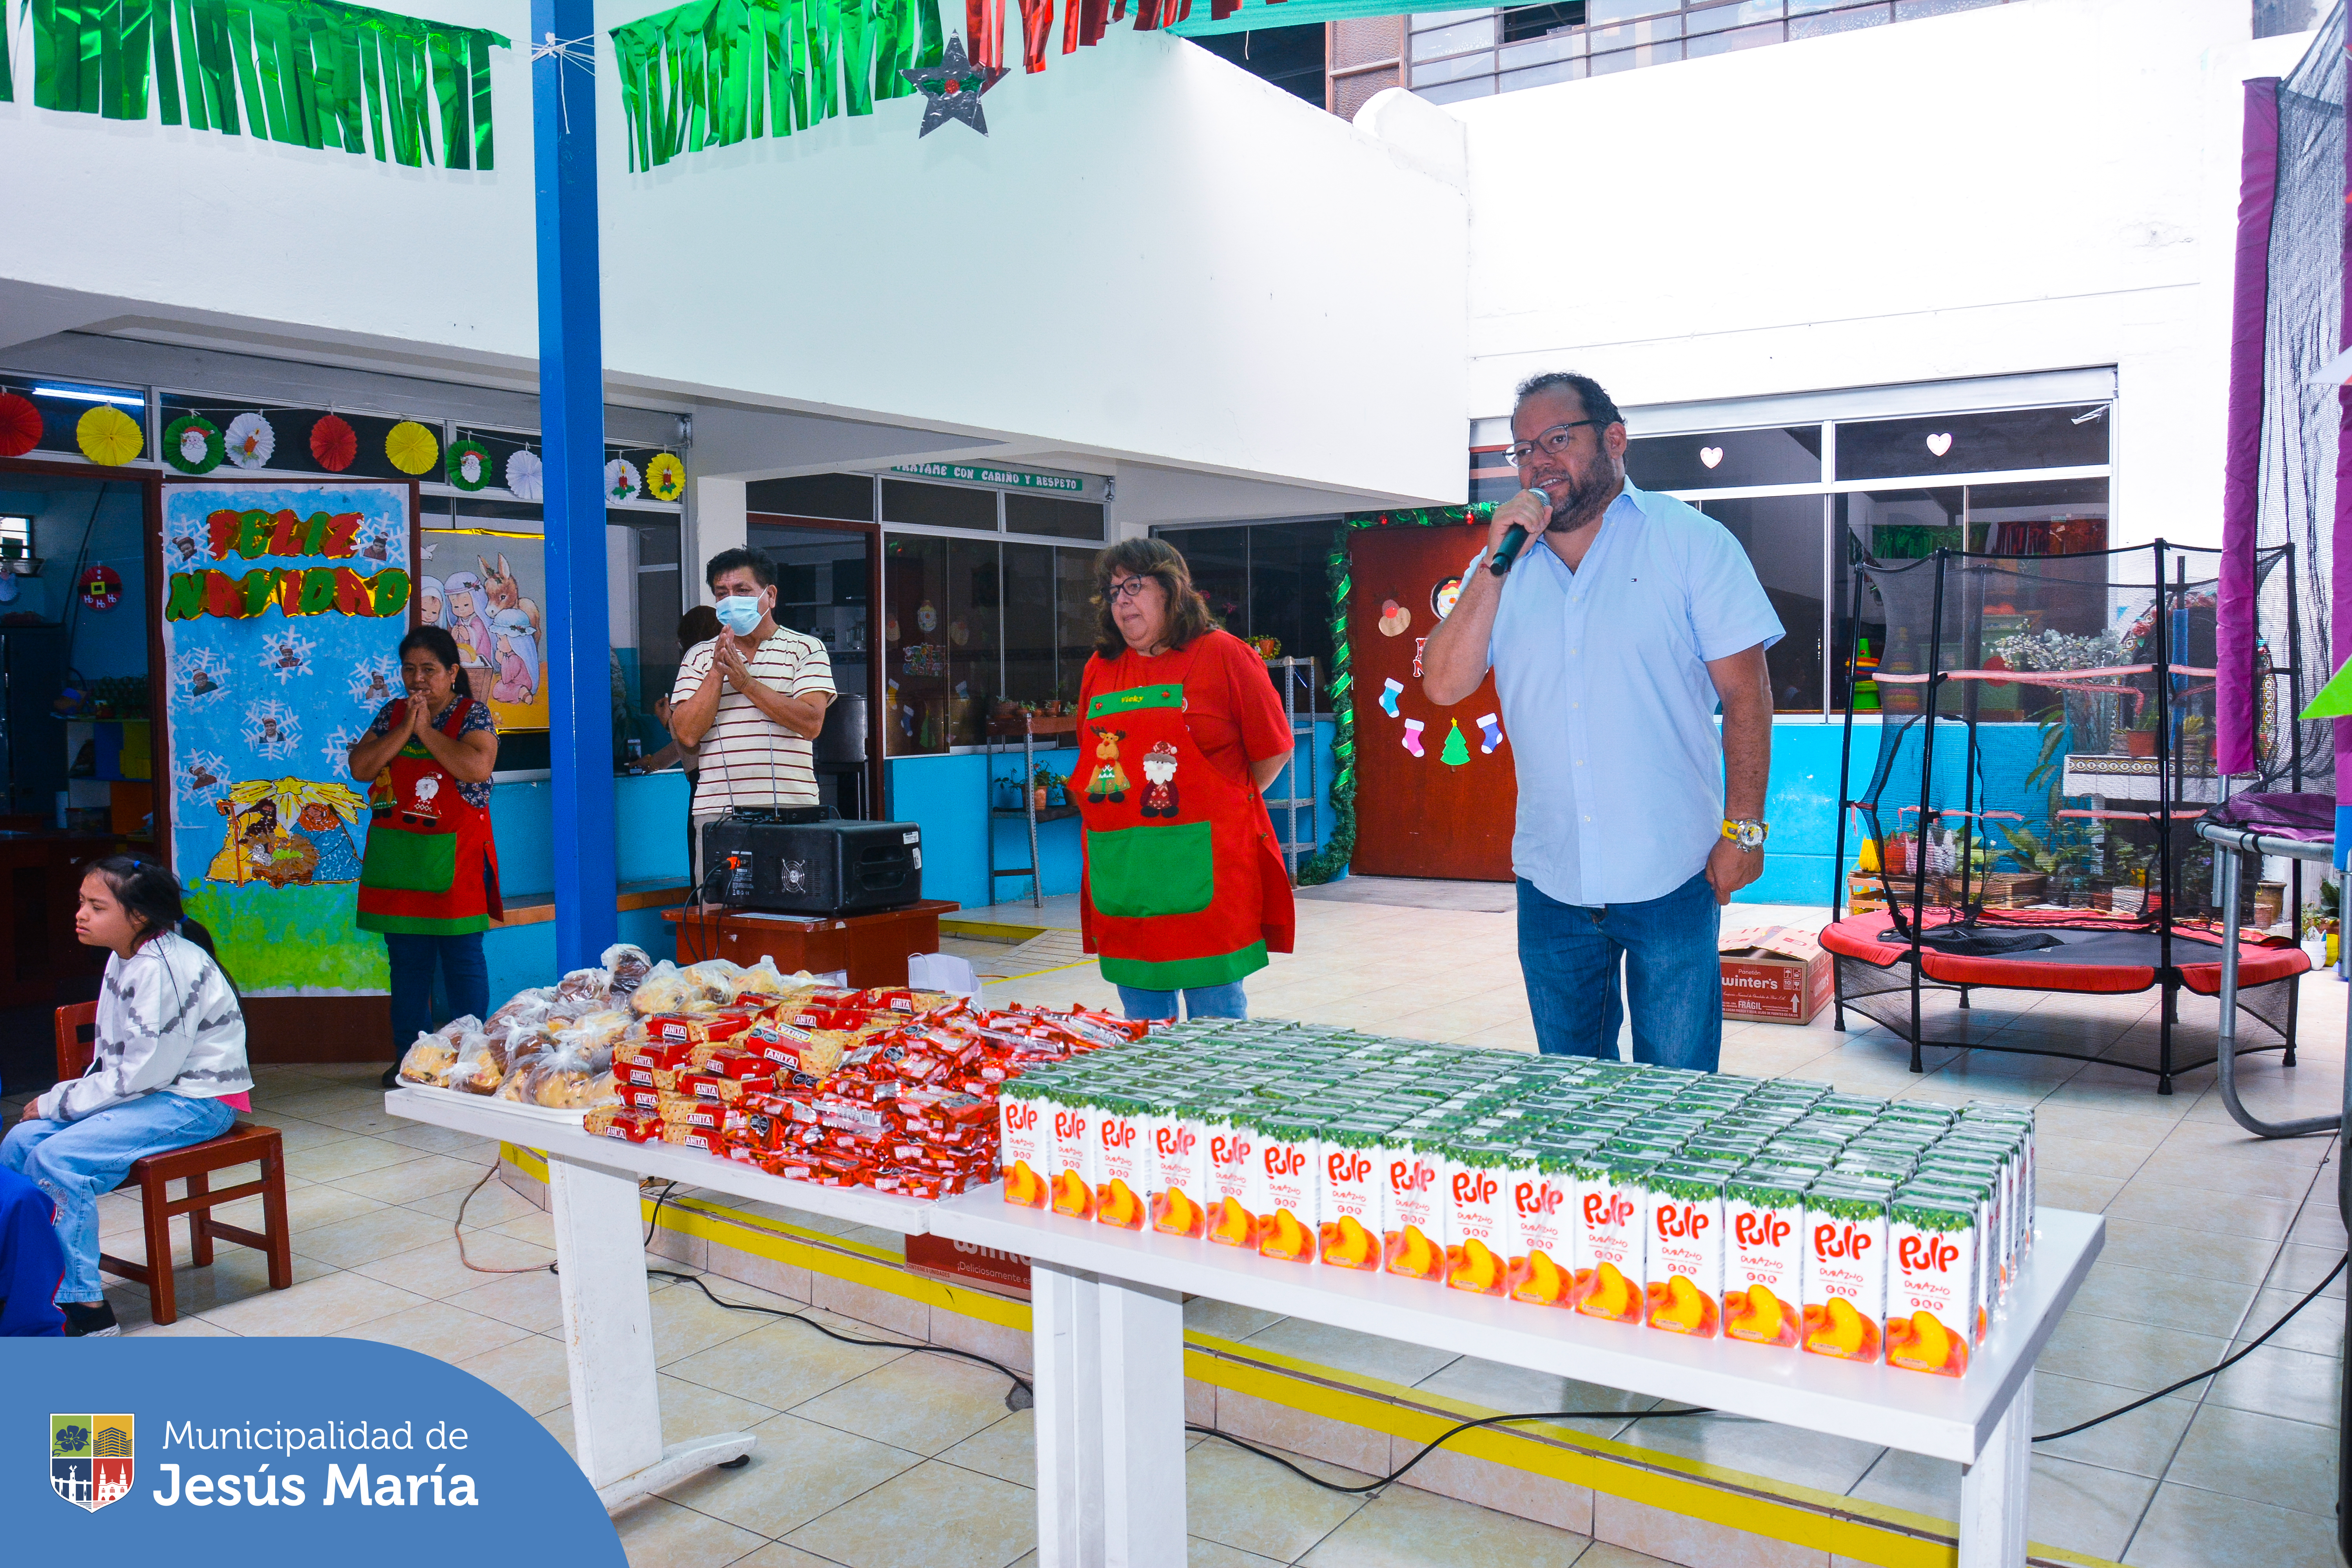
[0,394,43,457]
[1925,432,1953,457]
[225,411,277,469]
[1699,446,1724,469]
[310,413,359,472]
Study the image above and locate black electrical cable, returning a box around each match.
[2033,1252,2346,1443]
[1188,1406,1716,1497]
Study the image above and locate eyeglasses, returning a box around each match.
[1506,420,1608,467]
[1106,576,1156,603]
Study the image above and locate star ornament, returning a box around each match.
[904,34,1006,137]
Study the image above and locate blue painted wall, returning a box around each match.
[480,769,689,996]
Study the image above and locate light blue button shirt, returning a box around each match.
[1486,483,1783,908]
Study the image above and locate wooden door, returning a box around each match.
[1347,523,1517,881]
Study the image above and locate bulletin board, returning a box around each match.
[417,527,549,731]
[159,481,415,995]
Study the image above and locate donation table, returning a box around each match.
[662,898,960,987]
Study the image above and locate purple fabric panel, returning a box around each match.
[2207,789,2337,840]
[2220,78,2279,778]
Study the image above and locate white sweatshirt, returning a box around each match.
[34,931,252,1122]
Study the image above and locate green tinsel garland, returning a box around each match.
[26,0,507,169]
[609,0,943,173]
[1294,502,1492,886]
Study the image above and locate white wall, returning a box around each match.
[1450,0,2312,551]
[0,11,1468,509]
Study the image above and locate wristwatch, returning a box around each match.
[1722,818,1769,852]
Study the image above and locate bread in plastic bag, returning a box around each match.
[397,1032,458,1085]
[680,958,744,1002]
[730,958,800,998]
[487,991,555,1031]
[629,960,697,1017]
[555,967,611,1007]
[446,1032,504,1094]
[568,1009,631,1054]
[601,943,655,998]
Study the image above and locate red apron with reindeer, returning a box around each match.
[1077,644,1292,993]
[356,697,503,935]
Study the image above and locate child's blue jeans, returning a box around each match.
[2,1092,236,1303]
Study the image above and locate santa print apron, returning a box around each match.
[1079,648,1290,990]
[355,696,503,935]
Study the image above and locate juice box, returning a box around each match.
[1145,1099,1209,1239]
[1507,1147,1577,1307]
[1643,1161,1727,1337]
[1093,1095,1150,1231]
[997,1080,1050,1209]
[1318,1123,1387,1270]
[1901,1179,1992,1343]
[1048,1090,1096,1220]
[1444,1142,1518,1296]
[1205,1105,1260,1249]
[1382,1132,1449,1281]
[1252,1116,1321,1263]
[1913,1161,2001,1324]
[1802,1181,1890,1363]
[1886,1197,1979,1377]
[1572,1152,1654,1323]
[1722,1165,1808,1347]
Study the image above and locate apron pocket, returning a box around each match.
[360,827,459,893]
[1088,821,1215,918]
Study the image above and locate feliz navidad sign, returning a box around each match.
[165,507,412,622]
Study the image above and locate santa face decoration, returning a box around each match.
[1140,740,1180,820]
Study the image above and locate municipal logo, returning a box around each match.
[51,1413,134,1511]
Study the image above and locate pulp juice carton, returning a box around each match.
[1318,1123,1388,1270]
[1145,1098,1210,1239]
[1251,1116,1321,1263]
[1572,1152,1655,1323]
[1092,1096,1150,1231]
[1901,1178,1992,1343]
[1722,1166,1809,1347]
[1444,1141,1519,1296]
[1205,1105,1260,1249]
[1886,1197,1980,1377]
[1916,1157,2004,1310]
[998,1081,1050,1209]
[1382,1132,1450,1281]
[1049,1090,1097,1220]
[1935,1136,2020,1295]
[1508,1147,1579,1306]
[1643,1161,1728,1337]
[1802,1181,1891,1363]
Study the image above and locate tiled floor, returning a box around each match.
[7,888,2344,1567]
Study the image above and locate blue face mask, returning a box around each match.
[713,593,764,635]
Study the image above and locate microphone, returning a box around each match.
[1486,488,1555,578]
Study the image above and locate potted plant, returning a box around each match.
[2122,708,2160,758]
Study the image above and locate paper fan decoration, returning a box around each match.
[644,452,686,502]
[0,394,45,457]
[446,438,493,492]
[605,458,642,502]
[76,405,142,466]
[506,448,544,501]
[385,420,440,475]
[225,411,276,469]
[164,414,225,474]
[310,413,358,472]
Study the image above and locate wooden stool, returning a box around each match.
[53,1003,294,1325]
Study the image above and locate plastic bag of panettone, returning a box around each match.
[397,1031,459,1086]
[601,942,655,998]
[630,960,698,1018]
[555,967,611,1007]
[445,1031,505,1094]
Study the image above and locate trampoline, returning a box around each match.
[1828,539,2314,1094]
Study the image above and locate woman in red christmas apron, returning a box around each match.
[347,626,502,1087]
[1074,539,1295,1020]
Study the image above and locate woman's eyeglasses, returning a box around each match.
[1506,419,1607,466]
[1106,576,1156,603]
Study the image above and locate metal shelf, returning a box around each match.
[1267,656,1322,885]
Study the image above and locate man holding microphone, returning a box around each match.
[1422,372,1780,1071]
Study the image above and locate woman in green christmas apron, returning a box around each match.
[1074,539,1296,1021]
[347,626,502,1087]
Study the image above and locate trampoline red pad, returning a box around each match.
[1818,911,2309,996]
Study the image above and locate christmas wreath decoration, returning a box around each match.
[446,437,493,491]
[76,405,143,466]
[385,420,440,475]
[505,448,544,501]
[605,458,642,503]
[310,413,359,472]
[164,414,225,474]
[0,394,46,458]
[643,451,686,502]
[225,411,276,469]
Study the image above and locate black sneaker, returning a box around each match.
[381,1064,402,1090]
[62,1301,120,1337]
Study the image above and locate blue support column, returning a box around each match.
[532,0,617,968]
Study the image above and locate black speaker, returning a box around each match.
[701,814,921,915]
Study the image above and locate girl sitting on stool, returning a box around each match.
[2,858,250,1337]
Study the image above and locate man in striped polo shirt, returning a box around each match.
[668,546,836,882]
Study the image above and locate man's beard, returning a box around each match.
[1544,459,1620,530]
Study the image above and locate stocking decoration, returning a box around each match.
[1439,720,1471,767]
[1476,713,1504,753]
[1401,718,1425,757]
[1380,678,1403,717]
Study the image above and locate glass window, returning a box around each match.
[1501,2,1586,42]
[1004,493,1105,541]
[881,533,1002,753]
[1833,404,2109,481]
[0,513,30,563]
[1248,521,1338,684]
[156,394,417,483]
[1059,547,1102,698]
[1685,20,1780,53]
[882,479,998,532]
[1003,542,1060,711]
[1697,494,1828,712]
[1788,0,1890,31]
[1170,528,1248,632]
[1624,425,1823,492]
[1833,487,1961,714]
[1469,447,1521,506]
[13,378,145,458]
[1967,478,2109,557]
[747,473,876,521]
[1415,15,1497,57]
[1689,0,1784,31]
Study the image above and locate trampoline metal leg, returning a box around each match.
[2158,978,2174,1096]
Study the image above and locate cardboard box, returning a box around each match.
[1720,926,1834,1026]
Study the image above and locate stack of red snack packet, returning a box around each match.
[586,987,1149,1199]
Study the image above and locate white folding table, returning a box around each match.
[928,1193,2104,1568]
[384,1087,940,1511]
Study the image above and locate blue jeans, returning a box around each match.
[1116,981,1249,1023]
[385,931,490,1058]
[1518,871,1723,1071]
[2,1092,236,1302]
